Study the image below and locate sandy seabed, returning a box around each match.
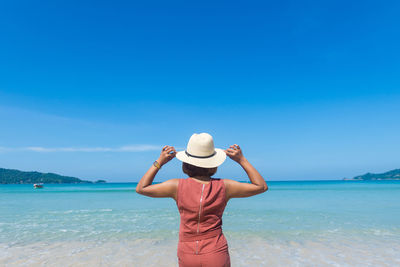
[1,237,399,267]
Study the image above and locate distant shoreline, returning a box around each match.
[2,179,400,185]
[343,178,400,181]
[2,167,400,184]
[0,167,106,184]
[342,168,400,181]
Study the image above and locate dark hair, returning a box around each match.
[182,162,217,177]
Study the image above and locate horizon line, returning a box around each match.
[0,145,162,153]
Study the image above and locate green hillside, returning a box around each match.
[350,169,400,180]
[0,168,96,184]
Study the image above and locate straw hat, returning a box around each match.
[176,133,226,168]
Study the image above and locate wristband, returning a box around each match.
[153,160,161,169]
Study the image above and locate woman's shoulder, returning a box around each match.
[162,178,181,187]
[214,178,231,182]
[172,177,192,187]
[212,178,232,187]
[220,178,240,188]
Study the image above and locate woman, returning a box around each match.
[136,133,268,267]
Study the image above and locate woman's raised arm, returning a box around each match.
[224,144,268,201]
[136,145,179,200]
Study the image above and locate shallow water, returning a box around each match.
[1,181,400,266]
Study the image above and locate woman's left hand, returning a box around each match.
[157,145,176,166]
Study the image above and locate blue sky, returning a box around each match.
[0,0,399,182]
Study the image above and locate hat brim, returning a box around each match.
[175,148,226,168]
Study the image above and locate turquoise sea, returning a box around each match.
[1,180,399,266]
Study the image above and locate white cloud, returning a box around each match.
[0,145,162,153]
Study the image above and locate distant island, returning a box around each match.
[344,169,400,181]
[0,168,106,184]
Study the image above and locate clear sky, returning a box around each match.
[1,0,399,182]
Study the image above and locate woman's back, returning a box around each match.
[177,177,227,241]
[177,177,230,266]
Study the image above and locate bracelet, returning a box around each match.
[153,160,161,169]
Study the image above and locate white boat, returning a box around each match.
[34,183,44,189]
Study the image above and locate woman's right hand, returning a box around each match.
[225,144,245,163]
[224,144,268,201]
[157,145,176,166]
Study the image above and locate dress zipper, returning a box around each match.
[196,184,205,255]
[197,184,205,234]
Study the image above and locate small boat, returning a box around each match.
[34,183,44,189]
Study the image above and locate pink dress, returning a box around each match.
[176,177,231,267]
